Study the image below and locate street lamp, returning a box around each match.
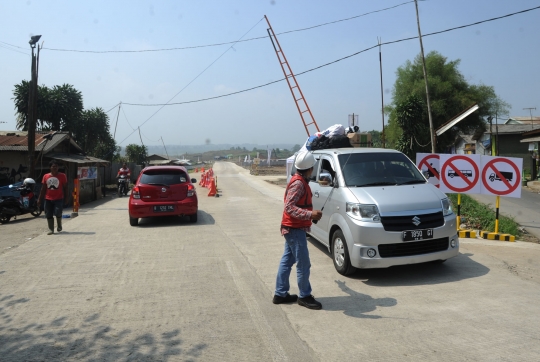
[27,34,42,179]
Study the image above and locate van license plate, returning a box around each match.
[402,229,433,241]
[153,205,175,212]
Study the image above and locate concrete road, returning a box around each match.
[470,189,540,240]
[1,162,540,361]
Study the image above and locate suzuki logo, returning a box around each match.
[412,216,421,226]
[162,188,166,192]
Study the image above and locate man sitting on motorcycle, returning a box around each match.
[116,163,131,188]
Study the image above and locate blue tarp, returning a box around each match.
[0,182,22,198]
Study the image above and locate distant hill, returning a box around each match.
[140,143,297,158]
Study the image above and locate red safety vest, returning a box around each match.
[281,174,313,229]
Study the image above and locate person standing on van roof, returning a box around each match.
[273,151,323,310]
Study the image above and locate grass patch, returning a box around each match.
[448,193,522,237]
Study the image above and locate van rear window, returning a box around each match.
[140,170,188,185]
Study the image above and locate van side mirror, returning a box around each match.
[318,172,333,187]
[191,178,197,183]
[422,171,430,179]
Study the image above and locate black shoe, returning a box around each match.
[298,295,322,310]
[272,293,298,304]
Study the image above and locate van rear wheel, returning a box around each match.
[332,230,356,276]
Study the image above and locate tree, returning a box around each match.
[291,144,302,153]
[72,108,118,161]
[386,51,509,151]
[125,144,148,165]
[13,81,83,131]
[394,95,429,159]
[367,130,382,148]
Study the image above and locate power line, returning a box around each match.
[104,102,121,113]
[0,43,30,56]
[121,107,137,131]
[115,18,263,147]
[38,1,414,54]
[121,4,540,108]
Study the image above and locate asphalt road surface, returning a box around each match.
[1,162,540,361]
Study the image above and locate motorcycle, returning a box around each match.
[0,180,42,224]
[118,175,129,197]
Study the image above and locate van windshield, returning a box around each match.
[337,152,425,187]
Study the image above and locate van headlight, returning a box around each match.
[441,198,453,216]
[346,202,381,222]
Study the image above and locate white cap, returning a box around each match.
[294,151,316,171]
[23,178,36,184]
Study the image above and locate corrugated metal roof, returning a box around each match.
[484,124,540,134]
[521,137,540,143]
[47,153,109,164]
[0,131,80,152]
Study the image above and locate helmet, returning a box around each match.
[23,178,36,192]
[294,151,316,171]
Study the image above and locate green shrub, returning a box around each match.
[448,193,521,236]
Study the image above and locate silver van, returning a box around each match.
[303,148,459,275]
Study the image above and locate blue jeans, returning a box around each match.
[275,229,312,299]
[44,199,63,218]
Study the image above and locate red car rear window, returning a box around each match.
[140,169,188,186]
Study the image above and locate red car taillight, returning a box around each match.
[187,184,196,197]
[132,186,140,199]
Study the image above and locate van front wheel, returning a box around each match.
[332,230,356,276]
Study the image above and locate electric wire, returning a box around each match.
[0,44,30,56]
[121,107,137,131]
[114,18,264,147]
[122,4,540,107]
[39,1,414,54]
[104,103,121,113]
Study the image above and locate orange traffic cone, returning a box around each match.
[195,168,198,173]
[201,167,205,173]
[208,177,217,196]
[199,172,205,186]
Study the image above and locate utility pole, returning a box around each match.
[160,137,169,159]
[524,107,536,130]
[113,102,121,139]
[27,35,42,179]
[413,0,436,153]
[378,37,385,148]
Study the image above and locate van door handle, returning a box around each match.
[314,191,319,197]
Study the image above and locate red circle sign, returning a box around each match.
[481,158,521,195]
[418,154,440,187]
[441,155,480,192]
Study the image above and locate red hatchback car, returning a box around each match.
[128,166,198,226]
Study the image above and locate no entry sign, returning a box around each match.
[439,154,481,194]
[416,153,440,188]
[481,156,522,198]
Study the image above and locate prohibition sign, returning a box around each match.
[481,158,520,195]
[441,155,480,193]
[418,154,440,182]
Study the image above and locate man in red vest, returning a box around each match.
[273,151,323,310]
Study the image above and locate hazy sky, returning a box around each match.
[1,0,539,148]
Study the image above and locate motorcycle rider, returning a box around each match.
[116,162,131,191]
[37,160,68,235]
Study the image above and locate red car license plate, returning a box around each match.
[153,205,175,213]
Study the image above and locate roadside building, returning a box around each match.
[0,130,109,204]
